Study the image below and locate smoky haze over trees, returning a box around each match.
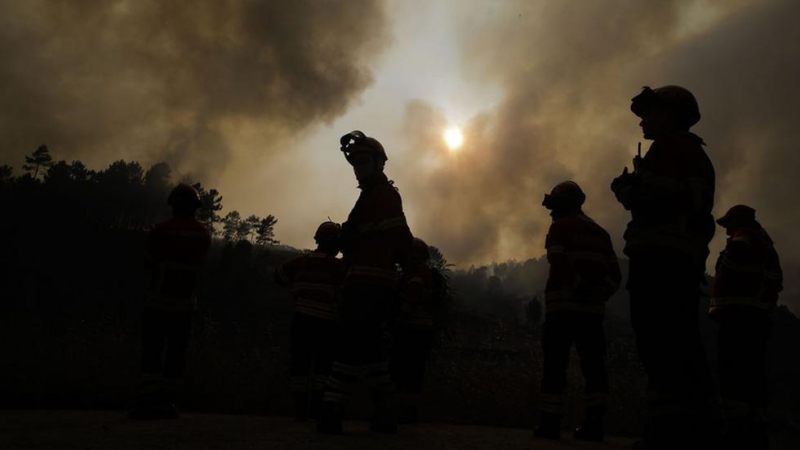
[0,145,276,243]
[391,0,800,313]
[0,148,798,438]
[0,0,389,204]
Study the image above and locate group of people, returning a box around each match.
[273,131,447,433]
[128,84,783,450]
[534,85,783,450]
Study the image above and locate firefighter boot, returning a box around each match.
[293,392,310,421]
[310,390,324,420]
[316,401,343,435]
[534,412,562,440]
[397,392,421,424]
[128,399,178,420]
[370,392,398,433]
[574,406,604,442]
[723,416,769,450]
[129,377,177,420]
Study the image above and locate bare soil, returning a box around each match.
[0,410,636,450]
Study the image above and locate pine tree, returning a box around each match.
[222,211,241,241]
[22,145,54,180]
[193,183,223,234]
[0,165,13,184]
[255,215,279,245]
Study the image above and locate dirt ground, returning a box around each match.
[0,410,637,450]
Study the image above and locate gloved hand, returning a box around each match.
[611,167,638,210]
[338,221,356,252]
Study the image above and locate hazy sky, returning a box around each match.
[2,0,798,309]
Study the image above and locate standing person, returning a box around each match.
[390,237,447,423]
[275,221,346,421]
[711,205,782,450]
[535,181,621,442]
[611,85,717,449]
[317,131,413,434]
[129,184,211,419]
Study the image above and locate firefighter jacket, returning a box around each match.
[275,251,347,321]
[545,213,621,315]
[399,264,446,328]
[710,225,783,316]
[340,173,413,288]
[620,132,716,267]
[145,217,211,313]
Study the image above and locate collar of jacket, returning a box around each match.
[729,223,773,245]
[656,131,707,146]
[551,209,584,221]
[358,172,390,190]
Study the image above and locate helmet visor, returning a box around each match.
[630,86,658,118]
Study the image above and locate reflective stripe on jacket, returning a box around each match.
[341,173,413,288]
[399,264,445,328]
[545,213,621,315]
[276,251,346,321]
[710,226,783,315]
[145,217,211,313]
[623,132,716,268]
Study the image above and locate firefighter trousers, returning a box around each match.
[289,313,337,398]
[323,285,396,406]
[716,307,772,449]
[141,308,193,380]
[628,251,716,449]
[138,307,192,407]
[390,324,435,394]
[540,311,609,415]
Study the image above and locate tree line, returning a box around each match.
[0,145,278,244]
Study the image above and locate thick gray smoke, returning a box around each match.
[0,0,388,179]
[393,0,800,310]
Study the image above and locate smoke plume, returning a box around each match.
[0,0,388,180]
[393,0,800,308]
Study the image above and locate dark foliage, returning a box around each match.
[0,145,276,241]
[0,146,798,438]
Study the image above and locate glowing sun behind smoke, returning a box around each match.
[444,126,463,151]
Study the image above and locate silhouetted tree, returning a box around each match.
[1,147,239,234]
[93,160,146,227]
[142,163,172,222]
[0,165,13,184]
[44,160,72,185]
[255,215,279,245]
[23,145,53,180]
[244,215,260,242]
[430,245,453,273]
[98,160,144,186]
[235,215,253,241]
[193,183,223,234]
[68,161,92,182]
[145,163,171,191]
[222,211,242,241]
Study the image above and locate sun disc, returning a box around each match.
[444,127,463,150]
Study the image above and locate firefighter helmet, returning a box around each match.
[717,205,757,228]
[168,184,202,208]
[340,130,387,163]
[631,85,701,129]
[543,181,586,210]
[412,237,431,262]
[314,221,342,244]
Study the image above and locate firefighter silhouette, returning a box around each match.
[711,205,783,450]
[129,184,211,419]
[390,237,447,423]
[317,131,413,434]
[535,181,621,442]
[612,86,717,449]
[275,221,346,421]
